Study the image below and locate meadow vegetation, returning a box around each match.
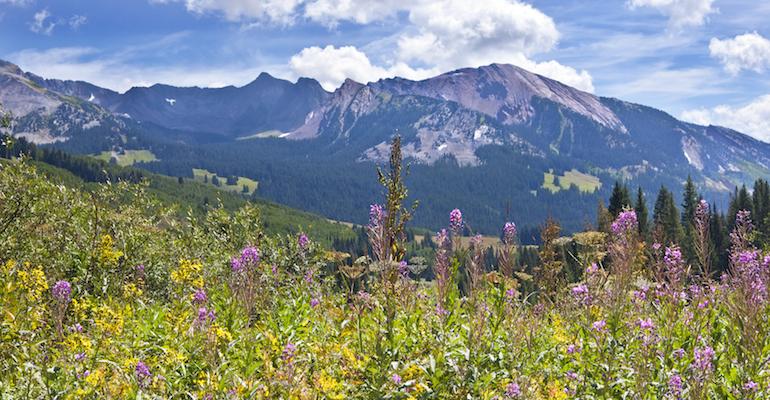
[1,120,769,399]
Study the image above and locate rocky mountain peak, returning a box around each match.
[371,63,626,133]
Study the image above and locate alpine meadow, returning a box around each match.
[2,1,770,397]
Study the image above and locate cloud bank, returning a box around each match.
[682,95,770,142]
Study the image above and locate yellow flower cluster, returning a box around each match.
[213,322,233,343]
[17,262,48,302]
[170,258,204,290]
[316,370,346,400]
[94,304,124,337]
[122,283,142,298]
[98,235,123,267]
[71,297,92,321]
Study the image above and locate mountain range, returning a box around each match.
[2,59,768,236]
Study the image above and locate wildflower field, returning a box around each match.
[1,136,770,400]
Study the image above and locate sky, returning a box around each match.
[2,0,770,142]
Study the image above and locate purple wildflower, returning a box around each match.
[503,222,517,244]
[310,298,319,307]
[592,320,606,332]
[611,210,638,236]
[694,346,715,373]
[282,342,297,361]
[52,280,71,304]
[192,289,208,306]
[398,261,409,278]
[136,361,152,389]
[638,317,655,331]
[305,269,314,283]
[449,209,463,236]
[136,264,145,279]
[391,373,402,385]
[504,382,521,398]
[298,234,310,248]
[668,374,683,397]
[745,381,758,391]
[567,344,580,354]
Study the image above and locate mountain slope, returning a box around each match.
[0,60,331,141]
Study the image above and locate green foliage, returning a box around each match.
[2,159,770,399]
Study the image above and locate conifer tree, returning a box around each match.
[608,180,632,217]
[635,186,650,243]
[710,202,729,275]
[680,175,699,265]
[596,197,613,234]
[753,178,770,247]
[653,185,681,246]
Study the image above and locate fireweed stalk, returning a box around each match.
[230,245,263,328]
[51,280,72,342]
[727,211,769,386]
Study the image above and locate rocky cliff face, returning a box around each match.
[370,63,626,132]
[0,60,128,144]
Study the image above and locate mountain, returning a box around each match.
[0,60,330,142]
[3,59,770,236]
[286,63,770,186]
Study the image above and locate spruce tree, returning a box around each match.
[608,180,632,217]
[710,202,729,275]
[634,186,650,243]
[753,178,770,247]
[653,185,681,246]
[680,175,699,265]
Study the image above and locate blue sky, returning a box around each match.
[2,0,770,142]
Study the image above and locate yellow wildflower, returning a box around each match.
[122,283,142,298]
[98,235,123,267]
[94,304,124,336]
[213,322,233,343]
[17,262,48,302]
[170,258,203,289]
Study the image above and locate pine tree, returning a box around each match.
[634,186,650,243]
[212,175,220,187]
[204,175,208,184]
[710,202,729,275]
[727,184,752,232]
[680,175,699,265]
[653,185,681,246]
[608,180,632,217]
[753,178,770,247]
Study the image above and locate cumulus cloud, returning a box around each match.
[289,45,437,90]
[710,32,770,74]
[681,95,770,142]
[399,0,559,64]
[627,0,717,31]
[29,9,57,35]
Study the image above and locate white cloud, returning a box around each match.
[150,0,305,24]
[29,9,57,35]
[10,46,284,93]
[681,95,770,142]
[627,0,717,31]
[710,32,770,74]
[289,45,437,90]
[70,15,88,30]
[399,0,559,66]
[304,0,410,27]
